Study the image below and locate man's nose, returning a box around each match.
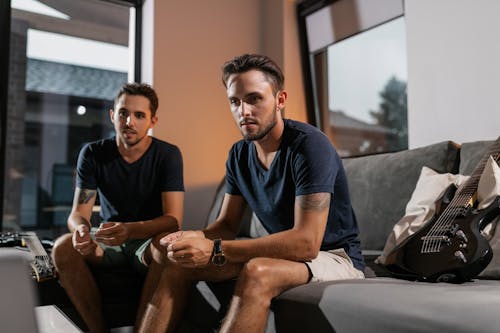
[239,102,251,117]
[126,115,134,127]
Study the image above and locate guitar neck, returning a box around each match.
[22,232,48,257]
[21,232,56,282]
[449,138,500,210]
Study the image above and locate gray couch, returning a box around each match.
[49,139,500,332]
[181,139,500,333]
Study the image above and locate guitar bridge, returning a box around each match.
[420,235,450,242]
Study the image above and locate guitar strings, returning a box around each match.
[22,232,55,278]
[424,150,499,252]
[421,143,500,253]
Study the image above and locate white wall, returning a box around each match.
[406,0,500,148]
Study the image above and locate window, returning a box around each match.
[1,0,142,238]
[298,0,407,157]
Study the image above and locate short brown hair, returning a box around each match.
[221,54,284,94]
[114,83,159,116]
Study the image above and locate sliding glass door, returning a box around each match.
[2,0,141,238]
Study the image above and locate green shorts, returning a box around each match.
[91,228,151,274]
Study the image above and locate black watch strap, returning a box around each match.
[213,238,223,254]
[211,238,226,266]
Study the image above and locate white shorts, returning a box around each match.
[305,248,365,283]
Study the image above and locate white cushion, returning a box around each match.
[477,156,500,277]
[375,167,467,265]
[376,157,500,274]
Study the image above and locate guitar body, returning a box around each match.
[385,194,500,283]
[0,231,56,282]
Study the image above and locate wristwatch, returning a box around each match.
[211,238,227,266]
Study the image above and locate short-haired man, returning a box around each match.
[51,83,184,333]
[137,54,364,333]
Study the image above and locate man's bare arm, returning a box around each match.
[203,193,248,240]
[221,192,331,263]
[67,188,97,232]
[124,191,184,239]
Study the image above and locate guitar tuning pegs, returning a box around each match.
[456,230,468,243]
[454,250,467,263]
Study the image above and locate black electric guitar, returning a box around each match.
[385,137,500,283]
[0,231,56,282]
[23,231,57,282]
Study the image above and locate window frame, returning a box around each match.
[0,0,144,231]
[297,0,406,134]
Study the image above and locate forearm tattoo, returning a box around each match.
[78,189,96,204]
[297,193,330,211]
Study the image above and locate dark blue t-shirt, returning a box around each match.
[226,119,364,271]
[76,137,184,223]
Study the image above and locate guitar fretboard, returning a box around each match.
[17,232,56,282]
[422,137,500,253]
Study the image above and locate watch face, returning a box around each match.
[212,254,227,266]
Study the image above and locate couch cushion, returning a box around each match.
[459,139,495,175]
[477,156,500,278]
[274,278,500,333]
[342,141,460,251]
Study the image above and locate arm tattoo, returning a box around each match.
[78,189,96,204]
[297,193,330,211]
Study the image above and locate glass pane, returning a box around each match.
[326,17,407,157]
[5,0,132,238]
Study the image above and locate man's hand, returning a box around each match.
[160,230,213,267]
[94,222,129,246]
[72,224,97,256]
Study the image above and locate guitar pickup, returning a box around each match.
[421,235,451,243]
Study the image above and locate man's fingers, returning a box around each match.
[96,237,117,246]
[167,250,178,262]
[74,240,91,249]
[160,231,184,246]
[95,228,115,237]
[166,239,190,252]
[95,235,113,242]
[75,241,96,255]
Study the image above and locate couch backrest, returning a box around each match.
[205,139,496,252]
[342,141,460,252]
[459,140,496,175]
[204,178,254,237]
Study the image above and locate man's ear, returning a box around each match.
[150,115,158,128]
[109,109,115,121]
[277,90,288,110]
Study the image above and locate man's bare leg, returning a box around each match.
[219,258,310,333]
[137,264,193,333]
[52,234,107,333]
[135,234,169,328]
[136,259,242,333]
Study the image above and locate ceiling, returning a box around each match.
[11,0,131,45]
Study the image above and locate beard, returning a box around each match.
[119,128,147,147]
[242,107,278,141]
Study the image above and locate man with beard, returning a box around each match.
[137,54,365,333]
[51,83,184,333]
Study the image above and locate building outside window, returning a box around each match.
[298,0,407,157]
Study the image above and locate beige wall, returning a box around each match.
[149,0,306,230]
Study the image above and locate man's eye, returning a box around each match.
[230,99,240,106]
[119,111,128,117]
[247,95,260,104]
[135,113,146,119]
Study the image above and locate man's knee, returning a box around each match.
[238,258,275,297]
[52,233,78,268]
[149,232,170,265]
